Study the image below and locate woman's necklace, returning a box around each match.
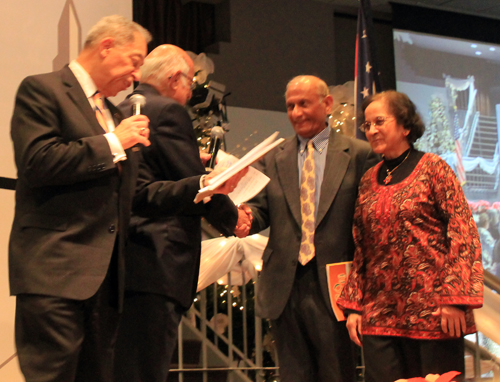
[384,150,411,185]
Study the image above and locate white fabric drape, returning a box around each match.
[197,234,267,291]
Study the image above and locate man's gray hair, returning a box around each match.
[140,47,190,88]
[286,75,329,98]
[84,15,152,49]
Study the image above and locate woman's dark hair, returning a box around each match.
[361,90,425,144]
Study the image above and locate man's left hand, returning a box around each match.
[206,167,249,195]
[200,152,211,166]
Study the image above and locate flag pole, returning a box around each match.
[354,0,383,140]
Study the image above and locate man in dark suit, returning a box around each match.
[236,75,378,382]
[9,15,151,382]
[113,44,241,382]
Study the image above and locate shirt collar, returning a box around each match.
[298,124,330,154]
[68,60,98,99]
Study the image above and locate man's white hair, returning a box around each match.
[84,15,151,49]
[140,45,190,89]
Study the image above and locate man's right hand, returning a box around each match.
[113,115,150,149]
[234,204,253,238]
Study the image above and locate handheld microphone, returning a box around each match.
[207,126,224,169]
[130,94,146,115]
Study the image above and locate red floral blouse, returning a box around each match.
[337,153,483,339]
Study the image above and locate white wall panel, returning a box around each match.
[0,1,131,379]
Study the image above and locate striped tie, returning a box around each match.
[93,92,108,132]
[298,140,315,265]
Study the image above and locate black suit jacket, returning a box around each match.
[248,130,377,319]
[119,84,237,310]
[9,66,138,308]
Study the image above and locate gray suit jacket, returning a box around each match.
[248,129,377,319]
[9,66,138,307]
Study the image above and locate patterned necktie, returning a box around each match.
[93,92,108,132]
[299,139,315,265]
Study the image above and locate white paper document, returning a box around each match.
[215,151,270,205]
[194,131,284,204]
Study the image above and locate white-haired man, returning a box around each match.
[10,15,151,382]
[113,44,243,382]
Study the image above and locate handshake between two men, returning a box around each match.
[199,150,253,237]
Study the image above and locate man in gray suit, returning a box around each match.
[9,15,151,382]
[236,75,377,382]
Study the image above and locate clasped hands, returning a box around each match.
[346,305,466,347]
[234,204,253,238]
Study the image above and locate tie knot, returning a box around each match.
[307,139,314,152]
[93,92,104,110]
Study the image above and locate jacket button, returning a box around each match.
[108,224,116,233]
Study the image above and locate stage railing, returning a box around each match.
[170,270,279,382]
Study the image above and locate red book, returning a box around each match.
[326,261,352,321]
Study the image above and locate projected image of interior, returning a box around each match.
[394,29,500,202]
[394,28,500,363]
[394,28,500,226]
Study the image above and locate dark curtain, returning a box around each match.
[133,0,217,53]
[391,2,500,44]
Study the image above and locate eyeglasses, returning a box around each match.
[169,72,196,90]
[359,116,394,132]
[180,72,196,90]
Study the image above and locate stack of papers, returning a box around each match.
[194,132,284,204]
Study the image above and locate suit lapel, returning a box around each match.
[61,66,106,136]
[316,130,350,228]
[276,137,301,228]
[108,101,124,127]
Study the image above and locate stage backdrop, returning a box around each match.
[0,1,131,380]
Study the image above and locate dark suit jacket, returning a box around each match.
[9,66,138,308]
[248,130,377,320]
[119,83,237,310]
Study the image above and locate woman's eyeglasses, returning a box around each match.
[359,116,394,133]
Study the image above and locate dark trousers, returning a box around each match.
[363,335,465,382]
[15,256,119,382]
[271,259,356,382]
[113,291,184,382]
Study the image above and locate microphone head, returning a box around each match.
[129,94,146,107]
[210,126,224,139]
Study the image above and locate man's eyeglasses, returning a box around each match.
[359,116,394,133]
[169,72,196,90]
[180,72,196,90]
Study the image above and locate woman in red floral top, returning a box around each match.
[337,90,483,382]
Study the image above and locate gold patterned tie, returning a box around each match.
[299,140,315,265]
[93,92,108,132]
